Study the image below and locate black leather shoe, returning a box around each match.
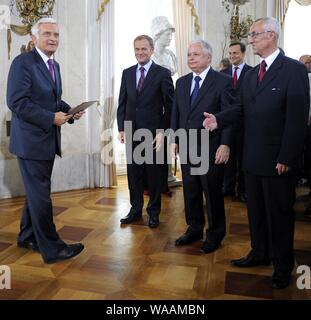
[231,254,270,267]
[237,193,247,203]
[148,215,159,228]
[175,229,203,246]
[44,243,84,264]
[200,239,220,254]
[17,240,40,252]
[272,272,291,289]
[120,212,142,224]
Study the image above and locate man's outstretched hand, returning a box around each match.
[203,112,218,131]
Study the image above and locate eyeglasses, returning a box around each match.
[247,30,273,39]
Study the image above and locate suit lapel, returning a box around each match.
[235,64,247,90]
[183,73,192,114]
[190,68,215,110]
[130,65,138,97]
[255,53,283,95]
[249,65,259,96]
[139,62,156,94]
[32,49,57,93]
[54,61,61,96]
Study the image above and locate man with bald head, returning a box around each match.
[203,17,309,288]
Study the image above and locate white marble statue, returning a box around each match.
[151,16,178,76]
[151,16,181,186]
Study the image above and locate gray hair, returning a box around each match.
[190,40,213,57]
[31,17,57,38]
[255,17,281,42]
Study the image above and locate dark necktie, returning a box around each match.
[232,66,239,88]
[258,60,267,83]
[47,59,55,82]
[137,66,145,92]
[191,76,201,106]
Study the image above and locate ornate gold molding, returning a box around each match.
[97,0,110,21]
[8,0,55,59]
[222,0,252,41]
[186,0,201,35]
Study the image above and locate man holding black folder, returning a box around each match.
[7,18,85,264]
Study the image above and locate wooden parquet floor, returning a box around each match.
[0,176,311,300]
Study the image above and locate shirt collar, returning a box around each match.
[192,66,211,82]
[137,59,153,73]
[260,48,280,70]
[35,47,54,65]
[232,62,245,71]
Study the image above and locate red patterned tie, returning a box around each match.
[258,60,267,83]
[232,66,239,88]
[137,66,145,92]
[47,59,55,82]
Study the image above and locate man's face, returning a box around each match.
[248,20,274,57]
[228,44,245,66]
[134,39,154,65]
[300,55,311,72]
[187,43,211,74]
[31,23,59,56]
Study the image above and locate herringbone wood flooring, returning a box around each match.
[0,176,310,300]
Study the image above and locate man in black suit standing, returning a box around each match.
[203,17,309,288]
[170,40,233,253]
[6,18,85,264]
[221,42,252,203]
[117,35,174,228]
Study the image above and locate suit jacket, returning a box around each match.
[221,63,252,94]
[217,53,310,176]
[117,62,174,134]
[171,68,234,159]
[221,64,252,134]
[7,48,70,160]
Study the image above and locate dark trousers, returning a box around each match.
[223,128,245,195]
[144,137,169,193]
[126,140,161,216]
[181,162,226,243]
[18,158,66,261]
[245,172,296,274]
[159,137,169,193]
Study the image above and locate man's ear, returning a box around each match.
[31,35,36,45]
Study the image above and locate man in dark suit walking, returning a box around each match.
[117,35,174,228]
[170,40,233,254]
[203,17,309,288]
[6,18,85,264]
[221,42,252,203]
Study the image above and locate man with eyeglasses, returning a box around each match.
[203,17,309,289]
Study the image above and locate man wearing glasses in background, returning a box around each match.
[203,17,309,289]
